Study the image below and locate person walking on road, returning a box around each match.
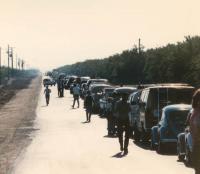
[190,89,200,174]
[84,91,93,122]
[44,86,51,106]
[72,83,80,108]
[115,93,131,155]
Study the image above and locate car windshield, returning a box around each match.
[104,89,114,96]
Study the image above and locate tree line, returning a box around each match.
[54,36,200,86]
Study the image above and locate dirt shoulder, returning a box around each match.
[0,75,42,174]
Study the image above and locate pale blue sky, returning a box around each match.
[0,0,199,70]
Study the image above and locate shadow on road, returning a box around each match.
[133,141,152,151]
[103,135,117,138]
[133,141,178,156]
[112,152,127,158]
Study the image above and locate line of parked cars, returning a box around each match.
[63,75,195,166]
[128,83,195,166]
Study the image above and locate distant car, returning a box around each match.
[65,76,77,89]
[43,77,55,87]
[87,79,108,88]
[99,87,116,115]
[89,84,111,112]
[80,76,91,84]
[114,87,137,96]
[151,104,191,153]
[135,84,194,142]
[177,109,193,165]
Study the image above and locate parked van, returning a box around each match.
[134,84,194,142]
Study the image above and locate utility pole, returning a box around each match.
[0,47,1,85]
[16,54,18,69]
[18,58,21,70]
[21,60,25,70]
[138,38,141,54]
[7,45,10,80]
[11,47,14,76]
[11,48,13,71]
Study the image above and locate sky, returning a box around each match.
[0,0,200,71]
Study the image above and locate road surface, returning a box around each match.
[12,86,194,174]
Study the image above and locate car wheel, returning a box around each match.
[150,134,156,150]
[177,142,185,161]
[157,141,164,154]
[141,130,149,143]
[178,154,185,161]
[134,127,141,142]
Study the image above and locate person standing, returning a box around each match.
[190,89,200,174]
[84,91,93,122]
[44,86,51,106]
[72,83,80,108]
[106,97,115,136]
[115,93,131,155]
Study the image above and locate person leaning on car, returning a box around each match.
[190,89,200,174]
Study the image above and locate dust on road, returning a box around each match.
[12,86,194,174]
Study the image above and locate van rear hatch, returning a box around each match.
[150,87,194,118]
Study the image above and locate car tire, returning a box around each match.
[157,141,164,154]
[178,154,185,161]
[134,127,141,142]
[141,130,149,143]
[151,134,156,150]
[177,142,185,161]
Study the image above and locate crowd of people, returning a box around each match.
[44,81,132,155]
[44,81,200,173]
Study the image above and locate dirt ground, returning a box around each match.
[0,75,42,174]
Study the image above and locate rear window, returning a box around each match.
[167,110,189,125]
[132,92,141,103]
[91,86,107,93]
[149,88,194,109]
[43,79,51,82]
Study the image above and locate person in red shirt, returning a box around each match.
[190,89,200,174]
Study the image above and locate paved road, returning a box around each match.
[12,86,194,174]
